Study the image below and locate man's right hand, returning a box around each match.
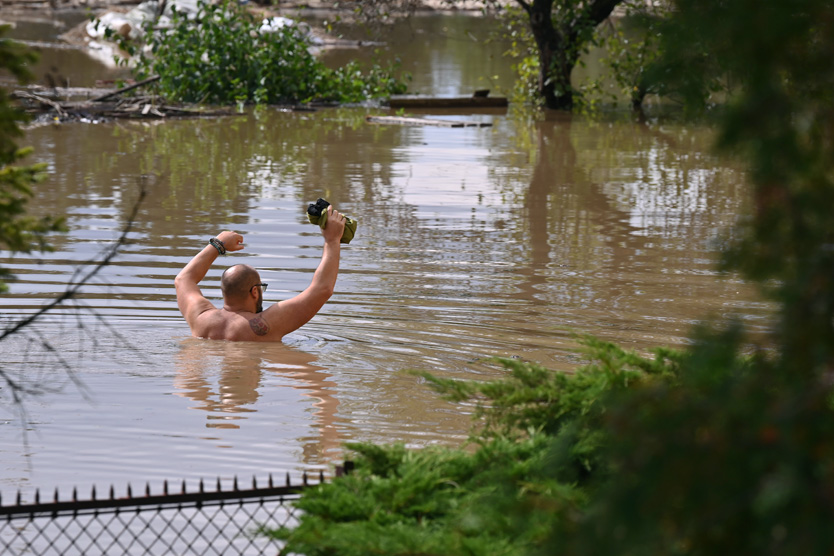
[217,230,245,252]
[322,207,346,243]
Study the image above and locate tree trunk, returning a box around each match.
[521,0,624,110]
[525,0,570,109]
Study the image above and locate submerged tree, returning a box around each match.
[346,0,625,109]
[513,0,622,109]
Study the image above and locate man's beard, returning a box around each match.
[256,292,264,313]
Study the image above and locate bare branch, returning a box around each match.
[515,0,533,14]
[0,181,147,414]
[0,187,146,343]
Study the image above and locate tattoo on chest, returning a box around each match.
[249,315,270,336]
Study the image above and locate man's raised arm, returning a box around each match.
[175,230,244,326]
[264,207,347,338]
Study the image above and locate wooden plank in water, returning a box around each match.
[388,96,508,109]
[365,115,492,128]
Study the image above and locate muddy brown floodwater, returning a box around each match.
[0,12,773,498]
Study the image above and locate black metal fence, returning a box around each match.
[0,470,329,556]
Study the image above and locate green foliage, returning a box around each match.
[268,338,682,555]
[118,0,409,105]
[597,0,666,109]
[495,5,542,106]
[325,57,412,104]
[0,25,66,293]
[268,436,581,556]
[494,0,631,110]
[0,26,35,163]
[645,0,834,375]
[418,337,680,440]
[560,0,834,553]
[563,326,834,556]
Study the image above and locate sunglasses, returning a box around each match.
[251,283,268,293]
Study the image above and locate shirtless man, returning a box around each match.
[175,206,347,342]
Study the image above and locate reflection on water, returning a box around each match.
[318,14,517,97]
[175,340,341,460]
[0,13,775,497]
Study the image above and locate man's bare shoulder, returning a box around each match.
[188,307,225,339]
[258,302,306,340]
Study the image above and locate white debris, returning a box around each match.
[259,16,322,45]
[86,0,201,42]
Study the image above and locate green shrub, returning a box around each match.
[120,0,409,105]
[266,338,682,556]
[563,326,834,556]
[0,25,66,292]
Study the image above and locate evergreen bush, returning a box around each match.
[267,339,683,555]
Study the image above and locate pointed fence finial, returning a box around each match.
[181,480,186,495]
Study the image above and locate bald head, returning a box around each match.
[221,264,261,302]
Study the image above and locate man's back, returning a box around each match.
[188,308,270,342]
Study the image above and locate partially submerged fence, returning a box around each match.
[0,469,333,556]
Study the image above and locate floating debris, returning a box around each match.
[387,91,508,110]
[365,115,492,128]
[11,80,239,124]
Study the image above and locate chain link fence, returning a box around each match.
[0,470,333,556]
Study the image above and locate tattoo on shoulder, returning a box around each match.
[249,315,270,336]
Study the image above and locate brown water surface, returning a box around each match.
[0,12,773,497]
